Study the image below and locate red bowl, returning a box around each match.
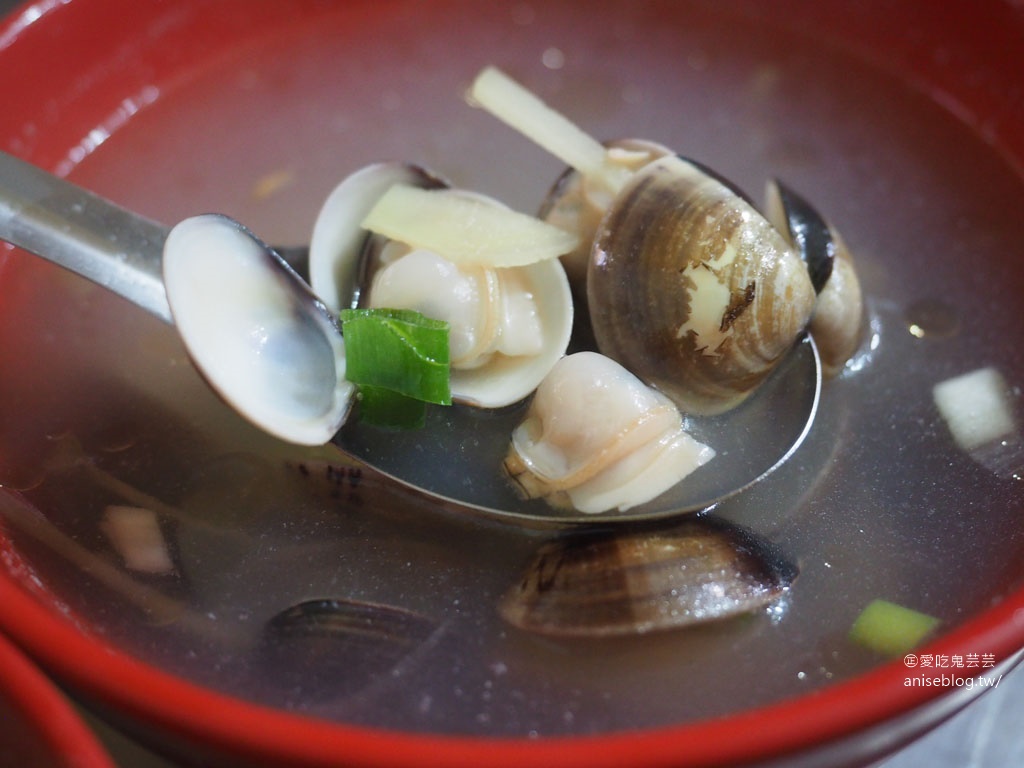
[1,1,1023,766]
[0,630,117,768]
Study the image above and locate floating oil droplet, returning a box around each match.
[905,298,960,339]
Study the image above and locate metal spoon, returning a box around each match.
[0,150,820,526]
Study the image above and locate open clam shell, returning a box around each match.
[309,162,574,409]
[309,162,447,313]
[163,214,354,445]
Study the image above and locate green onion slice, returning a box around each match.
[339,308,452,408]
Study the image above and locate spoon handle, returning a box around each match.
[0,151,172,323]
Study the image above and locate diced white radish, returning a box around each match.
[933,367,1018,451]
[100,505,175,574]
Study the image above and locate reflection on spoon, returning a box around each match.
[0,151,820,525]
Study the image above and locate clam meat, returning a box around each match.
[499,517,798,637]
[504,351,715,514]
[309,162,575,409]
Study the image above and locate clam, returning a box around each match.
[309,162,575,409]
[764,180,865,377]
[261,598,440,700]
[586,154,817,415]
[504,351,715,514]
[163,214,355,445]
[543,143,861,385]
[498,517,797,638]
[469,67,817,416]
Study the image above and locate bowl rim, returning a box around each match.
[1,559,1022,768]
[0,628,117,768]
[2,0,1024,766]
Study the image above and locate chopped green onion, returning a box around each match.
[340,307,451,404]
[339,308,451,428]
[848,599,940,656]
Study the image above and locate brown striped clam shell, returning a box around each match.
[499,517,797,638]
[586,154,817,415]
[261,598,440,700]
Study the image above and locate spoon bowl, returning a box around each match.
[0,149,820,525]
[337,334,819,524]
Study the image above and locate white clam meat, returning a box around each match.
[504,351,716,514]
[309,163,574,408]
[368,246,544,369]
[163,214,353,445]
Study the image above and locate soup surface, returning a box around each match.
[1,0,1023,736]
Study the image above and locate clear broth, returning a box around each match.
[2,0,1023,737]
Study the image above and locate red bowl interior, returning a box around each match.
[0,630,116,768]
[2,1,1024,766]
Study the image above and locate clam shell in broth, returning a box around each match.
[764,179,866,378]
[309,162,574,409]
[499,517,797,638]
[587,154,817,415]
[261,598,441,701]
